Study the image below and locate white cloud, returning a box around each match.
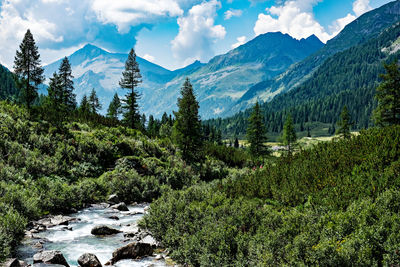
[231,36,246,49]
[90,0,184,33]
[353,0,372,17]
[171,0,226,67]
[224,9,242,20]
[253,0,373,43]
[142,54,155,62]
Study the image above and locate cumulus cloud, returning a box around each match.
[171,0,226,67]
[353,0,372,17]
[253,0,372,43]
[231,36,246,49]
[90,0,184,33]
[0,0,191,68]
[142,54,155,62]
[224,9,242,20]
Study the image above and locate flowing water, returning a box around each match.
[17,204,167,267]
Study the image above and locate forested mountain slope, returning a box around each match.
[225,0,400,117]
[207,21,400,137]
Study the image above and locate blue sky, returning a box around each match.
[0,0,394,70]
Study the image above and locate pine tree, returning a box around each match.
[336,106,352,139]
[173,78,203,163]
[106,93,122,120]
[282,114,297,155]
[58,57,76,111]
[234,137,239,149]
[79,95,91,119]
[307,126,311,137]
[46,72,63,124]
[88,88,101,114]
[373,61,400,126]
[13,29,44,110]
[247,102,268,157]
[119,48,142,129]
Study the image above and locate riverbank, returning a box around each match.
[9,202,172,267]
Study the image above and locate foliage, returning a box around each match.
[119,48,142,129]
[13,29,44,110]
[373,61,400,125]
[173,78,203,163]
[336,106,352,139]
[282,114,297,154]
[106,93,122,120]
[247,102,269,157]
[143,126,400,266]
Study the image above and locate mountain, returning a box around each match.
[0,64,18,101]
[44,44,181,113]
[226,0,400,117]
[145,32,323,118]
[44,33,323,118]
[207,20,400,138]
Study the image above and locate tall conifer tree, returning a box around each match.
[58,57,76,111]
[173,78,203,163]
[88,88,101,114]
[282,114,297,155]
[14,29,44,110]
[107,93,122,120]
[119,48,142,129]
[247,102,268,157]
[373,61,400,126]
[336,106,352,139]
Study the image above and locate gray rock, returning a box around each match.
[107,242,153,264]
[110,202,129,211]
[33,251,69,267]
[107,194,120,204]
[50,215,74,226]
[91,225,121,236]
[77,253,102,267]
[108,216,119,220]
[3,258,20,267]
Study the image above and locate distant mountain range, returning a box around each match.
[206,0,400,138]
[43,32,323,118]
[227,0,400,117]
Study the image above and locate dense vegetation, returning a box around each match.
[142,126,400,266]
[0,101,244,259]
[207,23,400,138]
[0,65,18,101]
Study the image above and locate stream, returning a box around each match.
[16,204,168,267]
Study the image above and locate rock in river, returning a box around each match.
[110,202,129,211]
[33,251,69,267]
[106,242,153,265]
[107,194,120,204]
[77,253,102,267]
[91,225,121,235]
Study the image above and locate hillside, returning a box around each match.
[208,18,400,138]
[150,32,323,119]
[225,0,400,116]
[0,64,18,101]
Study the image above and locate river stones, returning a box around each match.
[91,225,121,235]
[3,258,21,267]
[77,253,102,267]
[110,202,129,211]
[106,242,153,265]
[107,194,120,204]
[33,250,70,267]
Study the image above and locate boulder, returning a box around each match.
[33,251,69,267]
[77,253,102,267]
[90,203,110,209]
[110,203,129,212]
[107,194,120,204]
[50,215,74,226]
[3,258,21,267]
[107,242,153,264]
[32,264,66,267]
[91,225,121,236]
[108,216,119,220]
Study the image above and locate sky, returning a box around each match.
[0,0,394,71]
